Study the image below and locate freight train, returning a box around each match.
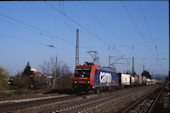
[72,62,160,93]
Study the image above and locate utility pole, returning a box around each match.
[132,57,134,74]
[75,29,79,67]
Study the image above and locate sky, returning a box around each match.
[0,1,169,77]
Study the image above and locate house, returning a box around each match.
[30,69,44,77]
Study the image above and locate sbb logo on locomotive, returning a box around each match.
[99,72,112,83]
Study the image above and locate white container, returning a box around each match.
[121,74,131,86]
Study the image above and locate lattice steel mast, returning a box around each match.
[75,29,79,66]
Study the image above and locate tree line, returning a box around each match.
[0,55,153,91]
[0,56,73,91]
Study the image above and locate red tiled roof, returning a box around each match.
[32,71,43,77]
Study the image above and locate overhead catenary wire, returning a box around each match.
[79,1,126,44]
[0,32,81,55]
[79,1,168,66]
[0,2,167,75]
[46,1,119,63]
[0,11,96,62]
[79,2,112,41]
[79,32,168,51]
[0,32,83,58]
[78,1,128,57]
[138,1,154,41]
[29,2,75,35]
[1,12,167,50]
[59,0,66,16]
[61,0,66,16]
[46,1,127,61]
[0,33,58,49]
[0,17,72,48]
[121,1,167,74]
[138,1,160,65]
[121,1,150,46]
[59,0,63,15]
[29,2,92,50]
[0,12,75,46]
[134,33,169,46]
[121,1,165,72]
[0,12,95,57]
[46,1,109,45]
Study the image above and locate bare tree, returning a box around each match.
[40,57,59,76]
[40,56,73,89]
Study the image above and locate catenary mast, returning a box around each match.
[75,29,79,67]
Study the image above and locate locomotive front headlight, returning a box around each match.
[87,81,90,83]
[75,81,77,83]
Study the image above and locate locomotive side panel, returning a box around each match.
[93,69,118,89]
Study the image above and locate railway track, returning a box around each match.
[121,86,164,113]
[0,94,76,113]
[37,85,159,113]
[0,85,160,113]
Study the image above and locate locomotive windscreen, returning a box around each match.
[75,68,91,77]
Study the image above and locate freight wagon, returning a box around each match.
[146,78,156,85]
[73,62,118,93]
[134,75,139,86]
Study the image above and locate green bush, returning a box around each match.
[57,74,73,89]
[0,67,9,90]
[33,76,47,89]
[15,74,30,89]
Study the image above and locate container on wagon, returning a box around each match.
[142,76,147,85]
[138,76,143,85]
[130,76,135,86]
[118,73,131,86]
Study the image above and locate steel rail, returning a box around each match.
[147,87,164,113]
[37,88,137,113]
[46,86,157,113]
[0,94,77,113]
[121,87,162,113]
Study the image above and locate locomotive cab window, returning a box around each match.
[75,68,91,77]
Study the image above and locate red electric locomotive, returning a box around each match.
[73,62,118,93]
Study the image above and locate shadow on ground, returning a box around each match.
[44,88,75,95]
